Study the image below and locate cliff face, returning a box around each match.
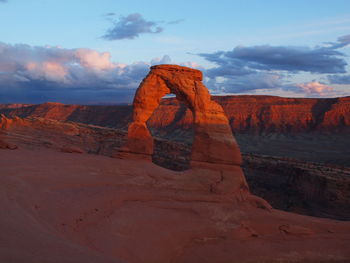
[148,95,350,134]
[0,102,132,129]
[1,95,350,134]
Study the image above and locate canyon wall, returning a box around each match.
[1,95,349,134]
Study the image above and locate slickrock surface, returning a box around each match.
[1,147,350,263]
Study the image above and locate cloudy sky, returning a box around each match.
[0,0,350,104]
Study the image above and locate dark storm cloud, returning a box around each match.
[102,13,163,40]
[200,45,347,75]
[206,72,282,93]
[205,72,334,97]
[326,34,350,49]
[199,35,350,96]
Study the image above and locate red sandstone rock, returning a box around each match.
[1,149,350,263]
[148,95,350,134]
[124,64,242,166]
[2,96,350,134]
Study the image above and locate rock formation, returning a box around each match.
[122,64,242,167]
[2,96,350,134]
[0,114,17,150]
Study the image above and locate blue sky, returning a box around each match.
[0,0,350,104]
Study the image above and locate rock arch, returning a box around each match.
[123,64,242,167]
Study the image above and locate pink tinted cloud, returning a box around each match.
[295,81,333,95]
[74,49,116,71]
[0,42,200,92]
[25,62,68,82]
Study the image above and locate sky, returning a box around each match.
[0,0,350,104]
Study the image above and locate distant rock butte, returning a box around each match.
[122,64,242,168]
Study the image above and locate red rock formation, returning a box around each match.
[123,64,242,166]
[147,95,350,134]
[0,115,18,150]
[2,96,350,134]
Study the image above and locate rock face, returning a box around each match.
[0,115,18,150]
[123,64,242,166]
[148,95,350,134]
[1,95,350,134]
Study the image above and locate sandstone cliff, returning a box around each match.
[1,95,350,134]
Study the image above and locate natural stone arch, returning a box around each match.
[122,64,242,167]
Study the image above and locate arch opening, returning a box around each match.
[148,94,194,171]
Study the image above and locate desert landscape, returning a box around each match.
[1,1,350,262]
[1,64,350,263]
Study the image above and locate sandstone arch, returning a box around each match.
[123,64,242,167]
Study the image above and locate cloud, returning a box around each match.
[75,49,116,71]
[326,34,350,49]
[151,55,172,65]
[0,42,199,104]
[207,72,282,93]
[0,42,145,103]
[167,19,184,25]
[328,74,350,84]
[0,0,7,2]
[284,82,334,96]
[200,45,347,75]
[105,12,115,17]
[198,35,350,97]
[102,13,163,40]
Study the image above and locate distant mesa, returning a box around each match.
[121,64,242,167]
